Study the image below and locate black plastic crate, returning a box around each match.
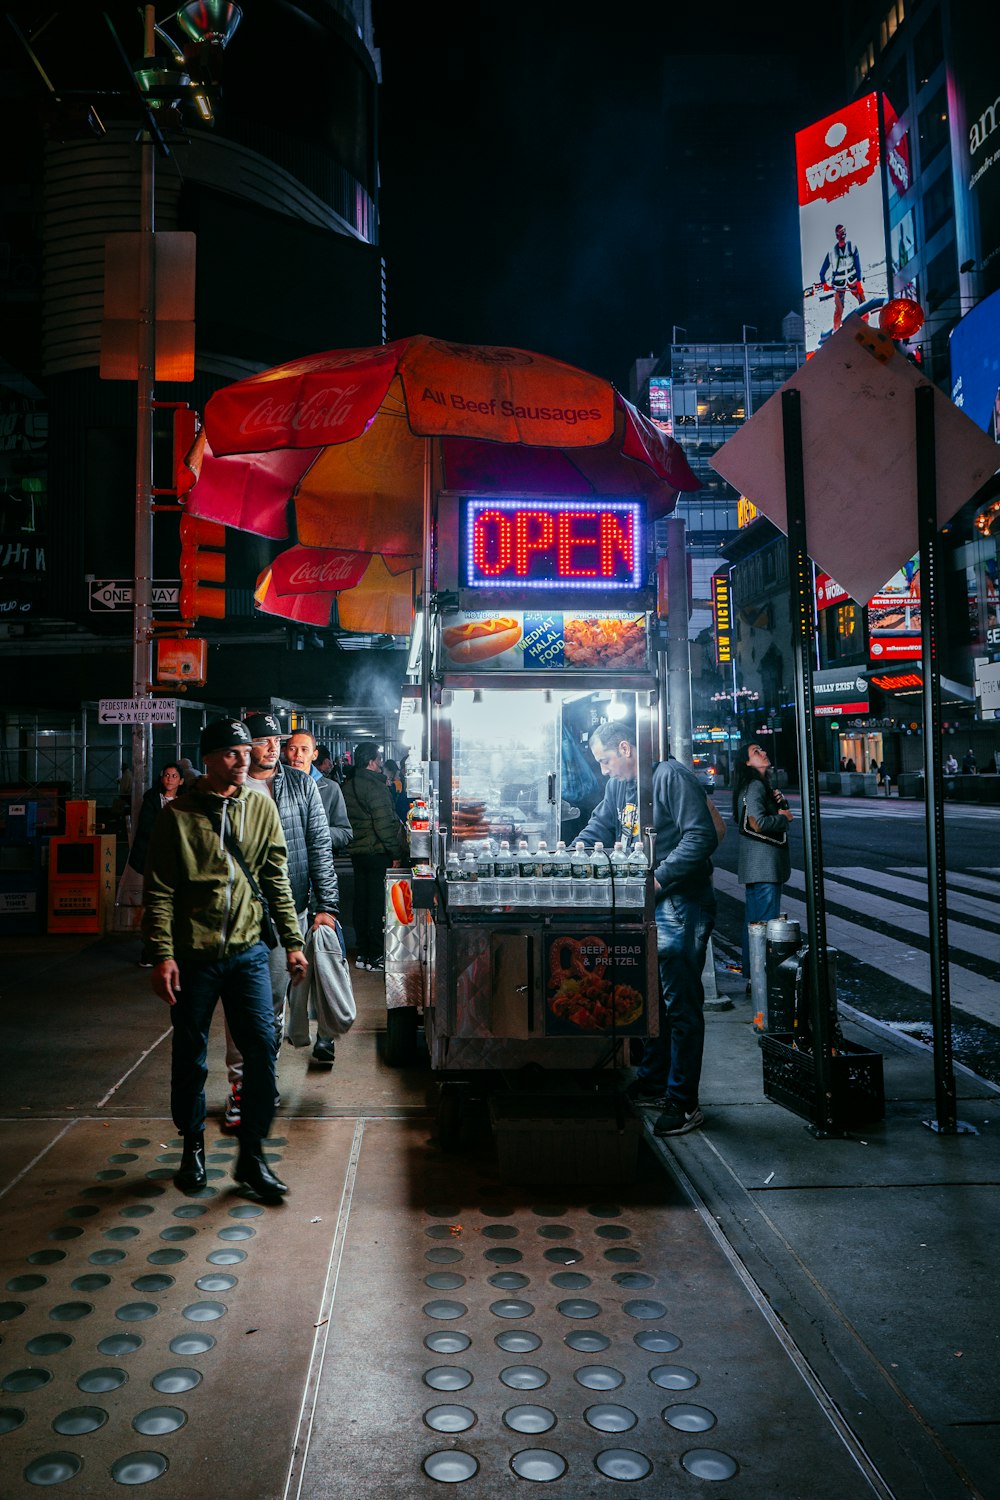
[759,1033,885,1130]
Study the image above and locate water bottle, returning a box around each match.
[551,840,572,905]
[625,844,648,906]
[610,840,629,904]
[495,839,516,901]
[515,839,535,905]
[571,841,592,904]
[461,848,479,905]
[445,849,466,906]
[476,841,497,907]
[534,839,553,906]
[591,841,610,908]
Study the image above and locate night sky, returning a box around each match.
[374,5,847,390]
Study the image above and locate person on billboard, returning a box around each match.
[820,224,866,331]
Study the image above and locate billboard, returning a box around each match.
[950,286,1000,437]
[796,94,891,353]
[712,572,732,664]
[867,555,921,664]
[813,666,869,716]
[949,8,1000,298]
[649,377,673,434]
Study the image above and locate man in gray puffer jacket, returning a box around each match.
[222,713,343,1128]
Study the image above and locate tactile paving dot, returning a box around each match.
[207,1249,247,1266]
[510,1448,567,1481]
[481,1224,518,1240]
[0,1407,26,1433]
[182,1301,226,1322]
[89,1250,126,1266]
[489,1299,534,1319]
[148,1250,187,1267]
[488,1272,529,1290]
[195,1274,238,1293]
[613,1271,655,1289]
[424,1331,471,1355]
[603,1247,641,1263]
[98,1335,143,1357]
[424,1204,462,1219]
[422,1449,478,1482]
[536,1224,571,1239]
[424,1273,465,1290]
[49,1302,93,1322]
[104,1226,141,1242]
[48,1226,83,1241]
[169,1333,216,1357]
[120,1139,151,1149]
[574,1364,625,1390]
[550,1271,591,1290]
[116,1302,159,1322]
[110,1451,169,1484]
[96,1169,127,1181]
[595,1447,652,1480]
[109,1153,140,1164]
[4,1369,51,1392]
[530,1205,567,1217]
[649,1364,698,1390]
[0,1301,26,1321]
[7,1275,47,1292]
[217,1227,255,1241]
[499,1365,549,1390]
[681,1448,738,1480]
[133,1275,175,1293]
[424,1225,455,1240]
[556,1299,601,1319]
[152,1367,202,1393]
[175,1205,209,1220]
[663,1403,717,1432]
[425,1247,464,1264]
[624,1299,667,1320]
[65,1204,100,1218]
[543,1246,583,1264]
[594,1224,631,1240]
[495,1331,541,1353]
[483,1247,522,1265]
[71,1274,111,1292]
[423,1366,473,1391]
[133,1405,187,1435]
[635,1330,681,1353]
[80,1186,114,1199]
[52,1404,108,1434]
[587,1204,622,1217]
[503,1404,556,1434]
[77,1368,127,1393]
[26,1334,73,1356]
[565,1330,610,1353]
[585,1402,638,1432]
[423,1300,468,1320]
[121,1206,155,1219]
[227,1205,262,1219]
[423,1403,476,1433]
[23,1451,82,1484]
[27,1250,65,1266]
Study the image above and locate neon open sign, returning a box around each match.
[461,498,643,591]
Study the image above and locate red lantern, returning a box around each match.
[879,298,925,340]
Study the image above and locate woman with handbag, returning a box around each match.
[732,743,793,985]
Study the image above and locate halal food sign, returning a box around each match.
[460,498,643,593]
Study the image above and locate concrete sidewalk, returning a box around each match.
[648,963,1000,1500]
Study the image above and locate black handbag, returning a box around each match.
[739,800,787,848]
[222,826,280,949]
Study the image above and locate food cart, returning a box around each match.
[389,489,664,1147]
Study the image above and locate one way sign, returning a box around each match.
[89,580,180,611]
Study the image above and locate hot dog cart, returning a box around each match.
[390,490,662,1138]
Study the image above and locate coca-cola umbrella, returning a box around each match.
[185,335,699,633]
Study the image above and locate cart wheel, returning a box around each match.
[384,1006,418,1067]
[437,1082,468,1153]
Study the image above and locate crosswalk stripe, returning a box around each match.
[712,866,1000,1029]
[828,867,1000,922]
[782,870,1000,962]
[897,868,1000,896]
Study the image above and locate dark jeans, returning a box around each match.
[351,854,392,962]
[742,881,783,978]
[636,882,716,1111]
[171,944,275,1143]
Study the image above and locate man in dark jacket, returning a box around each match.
[579,720,717,1137]
[221,713,344,1125]
[343,741,407,971]
[143,718,306,1201]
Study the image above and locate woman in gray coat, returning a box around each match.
[732,743,794,981]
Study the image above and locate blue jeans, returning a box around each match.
[636,883,716,1111]
[742,882,783,978]
[171,944,275,1143]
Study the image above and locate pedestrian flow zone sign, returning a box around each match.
[98,699,177,725]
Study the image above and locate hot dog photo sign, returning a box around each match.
[441,610,647,671]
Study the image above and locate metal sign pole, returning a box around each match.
[781,390,835,1135]
[915,385,975,1136]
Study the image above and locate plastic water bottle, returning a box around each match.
[625,844,648,906]
[445,849,466,906]
[534,839,553,905]
[591,841,611,908]
[515,839,534,905]
[610,840,628,905]
[571,841,592,904]
[461,848,479,904]
[476,841,497,907]
[495,839,516,901]
[551,840,572,905]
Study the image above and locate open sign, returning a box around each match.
[460,497,643,592]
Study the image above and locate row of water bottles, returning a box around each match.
[445,837,648,908]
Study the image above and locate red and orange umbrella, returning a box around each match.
[186,335,698,633]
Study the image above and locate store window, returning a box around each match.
[924,242,957,311]
[913,9,943,89]
[917,86,949,170]
[923,171,954,242]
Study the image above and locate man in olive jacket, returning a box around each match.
[342,741,407,970]
[142,719,307,1201]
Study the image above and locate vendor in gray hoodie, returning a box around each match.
[578,719,718,1137]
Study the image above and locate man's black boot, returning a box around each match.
[175,1132,207,1193]
[234,1140,289,1199]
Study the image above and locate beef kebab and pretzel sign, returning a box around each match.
[545,934,647,1037]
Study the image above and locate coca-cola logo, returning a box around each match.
[287,556,361,586]
[239,384,362,436]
